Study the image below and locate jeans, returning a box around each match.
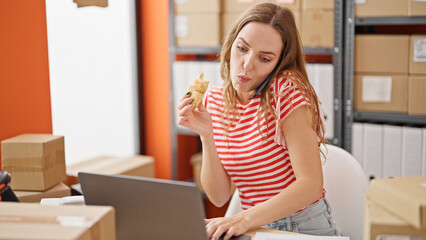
[265,198,342,236]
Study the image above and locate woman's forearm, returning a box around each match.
[200,134,232,207]
[239,176,323,230]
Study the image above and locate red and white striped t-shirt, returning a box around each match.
[204,71,324,210]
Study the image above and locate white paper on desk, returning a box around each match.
[254,232,349,240]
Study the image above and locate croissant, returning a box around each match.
[187,73,209,109]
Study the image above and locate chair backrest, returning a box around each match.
[225,144,368,240]
[320,144,369,240]
[225,190,242,217]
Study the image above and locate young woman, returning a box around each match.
[178,2,341,239]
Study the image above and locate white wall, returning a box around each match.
[45,0,139,165]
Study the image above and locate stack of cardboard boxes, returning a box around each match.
[364,176,426,239]
[354,34,426,115]
[1,134,71,202]
[1,133,155,239]
[300,0,334,47]
[353,0,426,116]
[174,0,221,47]
[356,0,426,17]
[174,0,334,48]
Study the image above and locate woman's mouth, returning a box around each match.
[238,75,251,83]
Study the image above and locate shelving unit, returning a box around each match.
[342,1,426,152]
[169,0,345,179]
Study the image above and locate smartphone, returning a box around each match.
[249,53,283,100]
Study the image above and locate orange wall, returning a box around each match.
[140,0,172,179]
[0,1,52,168]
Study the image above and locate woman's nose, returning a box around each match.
[243,54,254,72]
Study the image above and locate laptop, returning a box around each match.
[79,172,250,240]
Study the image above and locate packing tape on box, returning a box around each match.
[2,150,64,171]
[0,215,97,227]
[2,158,44,167]
[2,165,44,173]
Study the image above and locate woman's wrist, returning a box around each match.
[200,131,215,144]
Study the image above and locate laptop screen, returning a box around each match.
[79,172,208,240]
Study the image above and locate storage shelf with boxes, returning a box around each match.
[343,0,426,153]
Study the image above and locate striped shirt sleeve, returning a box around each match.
[272,73,309,147]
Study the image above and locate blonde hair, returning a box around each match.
[219,2,326,146]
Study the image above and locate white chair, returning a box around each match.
[225,190,242,217]
[225,144,368,240]
[320,144,368,240]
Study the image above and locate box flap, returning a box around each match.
[67,155,154,177]
[0,202,115,240]
[367,176,426,229]
[2,134,62,144]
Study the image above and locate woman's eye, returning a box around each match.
[237,45,247,52]
[260,57,271,63]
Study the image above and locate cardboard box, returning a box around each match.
[364,199,426,240]
[0,202,115,240]
[302,0,334,10]
[409,0,426,17]
[355,0,409,17]
[223,0,257,13]
[355,35,410,74]
[66,155,154,184]
[367,176,426,229]
[409,76,426,115]
[409,35,426,75]
[1,134,66,191]
[175,0,220,13]
[221,9,301,43]
[256,0,301,11]
[354,74,408,113]
[301,10,334,47]
[293,10,301,37]
[221,11,241,42]
[190,152,236,195]
[73,0,108,8]
[190,153,204,193]
[175,13,220,47]
[15,182,70,203]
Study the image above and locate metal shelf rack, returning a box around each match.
[342,1,426,152]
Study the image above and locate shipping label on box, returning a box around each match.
[354,74,408,113]
[362,76,392,103]
[0,202,115,240]
[410,35,426,75]
[1,134,66,191]
[367,176,426,229]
